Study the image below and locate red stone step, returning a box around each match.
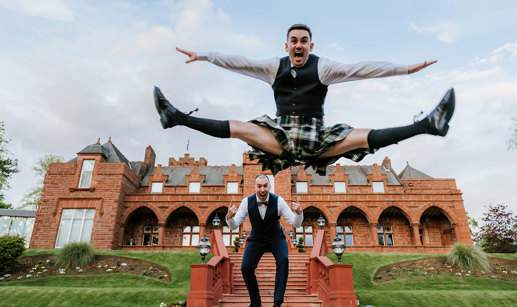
[218,293,322,307]
[219,252,319,307]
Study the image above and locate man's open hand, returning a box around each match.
[176,47,198,63]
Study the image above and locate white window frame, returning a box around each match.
[296,182,308,193]
[151,182,163,193]
[227,182,238,194]
[55,209,95,248]
[334,182,347,193]
[372,182,385,193]
[78,160,95,188]
[189,182,201,193]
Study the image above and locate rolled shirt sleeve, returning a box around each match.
[225,198,248,231]
[277,196,303,228]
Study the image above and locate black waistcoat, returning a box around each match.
[272,54,328,118]
[247,193,284,242]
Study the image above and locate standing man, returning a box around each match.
[226,174,303,307]
[154,24,454,175]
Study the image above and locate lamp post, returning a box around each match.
[331,236,345,264]
[317,214,326,229]
[212,213,221,229]
[197,233,211,264]
[291,236,298,247]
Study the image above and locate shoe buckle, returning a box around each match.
[413,111,424,123]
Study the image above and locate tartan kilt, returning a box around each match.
[247,115,372,176]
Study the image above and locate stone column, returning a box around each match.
[371,223,379,246]
[158,223,165,246]
[411,223,422,246]
[329,222,337,242]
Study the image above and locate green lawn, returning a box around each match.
[0,249,515,306]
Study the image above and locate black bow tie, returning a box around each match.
[258,201,268,206]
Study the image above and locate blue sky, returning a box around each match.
[1,0,516,222]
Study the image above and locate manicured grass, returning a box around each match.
[0,249,515,306]
[0,249,205,306]
[326,251,517,306]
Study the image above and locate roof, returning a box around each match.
[141,166,245,186]
[292,165,401,186]
[68,140,130,166]
[399,164,432,179]
[0,209,37,218]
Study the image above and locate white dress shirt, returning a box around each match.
[197,52,409,86]
[226,194,303,231]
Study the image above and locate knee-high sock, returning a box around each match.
[175,112,231,138]
[367,119,431,150]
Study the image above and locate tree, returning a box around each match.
[475,204,517,253]
[466,212,478,238]
[21,154,64,209]
[507,117,517,151]
[0,121,19,209]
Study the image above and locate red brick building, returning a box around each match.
[30,139,472,253]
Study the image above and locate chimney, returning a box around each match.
[144,145,156,167]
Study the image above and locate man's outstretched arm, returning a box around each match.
[176,47,279,85]
[408,60,437,74]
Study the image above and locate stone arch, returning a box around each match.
[121,204,162,226]
[122,206,160,246]
[205,206,229,229]
[376,206,414,246]
[336,205,372,224]
[163,206,200,247]
[372,203,414,224]
[164,206,200,225]
[162,203,203,225]
[418,205,457,246]
[415,203,457,225]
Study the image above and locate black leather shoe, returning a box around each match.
[273,302,282,307]
[426,88,455,136]
[153,86,183,129]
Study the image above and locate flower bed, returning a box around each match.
[374,257,517,283]
[0,255,170,282]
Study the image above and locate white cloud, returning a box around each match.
[0,0,74,21]
[409,20,460,43]
[478,42,517,64]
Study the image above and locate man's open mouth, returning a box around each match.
[294,51,304,58]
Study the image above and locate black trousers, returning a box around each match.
[241,237,289,306]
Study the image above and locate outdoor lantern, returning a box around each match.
[197,233,211,264]
[242,231,247,237]
[291,236,298,246]
[289,230,293,238]
[212,213,221,228]
[239,237,245,246]
[317,214,326,229]
[331,236,346,264]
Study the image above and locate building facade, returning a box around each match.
[30,139,473,253]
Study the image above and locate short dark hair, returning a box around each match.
[287,24,312,40]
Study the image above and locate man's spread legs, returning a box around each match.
[154,87,283,155]
[320,88,455,158]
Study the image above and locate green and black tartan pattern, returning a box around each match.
[248,115,372,176]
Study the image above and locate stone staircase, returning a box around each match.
[217,252,323,307]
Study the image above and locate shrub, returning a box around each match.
[55,242,95,268]
[233,236,241,253]
[0,235,26,274]
[297,237,306,253]
[446,243,491,272]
